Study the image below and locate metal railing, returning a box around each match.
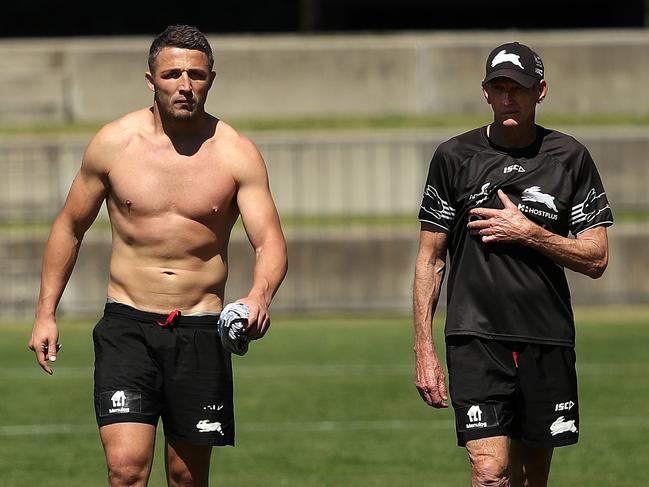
[1,129,648,316]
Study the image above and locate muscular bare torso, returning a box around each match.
[101,110,241,313]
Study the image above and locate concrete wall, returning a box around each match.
[3,30,649,123]
[2,223,644,318]
[2,128,648,224]
[2,30,648,317]
[2,130,646,317]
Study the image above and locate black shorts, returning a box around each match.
[93,302,234,446]
[446,335,579,448]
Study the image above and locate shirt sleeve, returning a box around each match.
[418,144,456,232]
[569,149,614,235]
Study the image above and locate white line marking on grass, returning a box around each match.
[239,419,453,433]
[2,416,649,437]
[235,364,414,378]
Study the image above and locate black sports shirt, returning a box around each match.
[418,125,613,346]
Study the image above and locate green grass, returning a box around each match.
[3,113,649,136]
[1,307,648,486]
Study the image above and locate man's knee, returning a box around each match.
[100,423,156,486]
[471,456,510,487]
[510,442,553,487]
[166,441,211,487]
[167,466,197,487]
[467,436,510,487]
[106,451,150,487]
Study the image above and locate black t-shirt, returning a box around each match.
[418,125,614,346]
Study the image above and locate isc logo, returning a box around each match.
[504,164,525,173]
[555,401,575,411]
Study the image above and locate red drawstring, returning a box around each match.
[512,344,519,368]
[157,309,181,328]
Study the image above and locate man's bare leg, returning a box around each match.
[466,436,510,487]
[510,440,553,487]
[165,438,212,487]
[100,423,156,487]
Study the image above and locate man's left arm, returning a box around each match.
[234,137,288,338]
[468,189,608,278]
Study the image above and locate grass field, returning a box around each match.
[1,307,648,486]
[3,113,649,136]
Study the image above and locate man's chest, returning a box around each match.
[456,152,573,230]
[107,153,237,220]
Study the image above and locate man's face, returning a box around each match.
[483,77,545,128]
[146,47,215,120]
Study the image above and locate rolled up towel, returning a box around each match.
[218,302,250,356]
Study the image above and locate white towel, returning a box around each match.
[218,303,250,356]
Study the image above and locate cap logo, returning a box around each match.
[491,49,524,70]
[533,55,544,76]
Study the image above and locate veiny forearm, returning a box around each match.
[412,230,450,408]
[35,217,85,319]
[521,224,608,278]
[248,235,288,306]
[413,252,446,355]
[470,190,609,279]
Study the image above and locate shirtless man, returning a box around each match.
[28,25,288,487]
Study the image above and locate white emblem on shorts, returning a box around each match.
[467,405,483,422]
[111,390,126,407]
[203,404,224,411]
[100,390,141,416]
[196,420,225,435]
[550,416,578,436]
[555,401,575,412]
[108,390,130,413]
[465,405,488,429]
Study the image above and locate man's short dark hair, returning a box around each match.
[148,25,214,72]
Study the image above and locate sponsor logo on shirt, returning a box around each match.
[469,183,491,206]
[521,186,558,211]
[504,164,525,173]
[518,186,559,220]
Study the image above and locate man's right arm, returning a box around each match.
[230,134,288,340]
[28,132,110,374]
[413,224,449,408]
